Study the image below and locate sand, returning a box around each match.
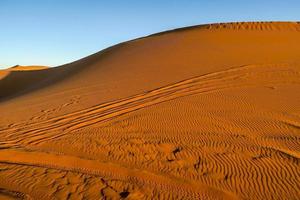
[0,22,300,199]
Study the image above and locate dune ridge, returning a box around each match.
[0,22,300,199]
[205,21,300,31]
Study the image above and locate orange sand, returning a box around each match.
[0,22,300,199]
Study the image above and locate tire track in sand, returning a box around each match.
[1,63,299,146]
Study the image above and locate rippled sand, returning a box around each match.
[0,22,300,199]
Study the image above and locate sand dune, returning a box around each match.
[0,66,49,101]
[0,22,300,199]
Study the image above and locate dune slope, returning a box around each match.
[0,22,300,199]
[0,66,49,100]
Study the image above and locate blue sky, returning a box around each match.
[1,0,299,69]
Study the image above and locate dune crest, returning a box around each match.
[9,65,48,71]
[0,22,300,199]
[205,21,300,31]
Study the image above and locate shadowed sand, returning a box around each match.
[0,22,300,199]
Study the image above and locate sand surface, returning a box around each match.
[0,22,300,199]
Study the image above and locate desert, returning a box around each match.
[0,22,300,199]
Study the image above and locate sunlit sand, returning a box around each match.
[0,22,299,199]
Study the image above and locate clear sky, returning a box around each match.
[1,0,299,69]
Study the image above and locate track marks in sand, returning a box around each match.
[0,149,236,200]
[0,63,299,199]
[29,95,81,121]
[0,188,29,200]
[59,127,300,199]
[1,63,299,147]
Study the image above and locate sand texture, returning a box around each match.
[0,22,300,199]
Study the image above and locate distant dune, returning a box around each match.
[0,22,299,199]
[0,66,49,100]
[9,65,48,71]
